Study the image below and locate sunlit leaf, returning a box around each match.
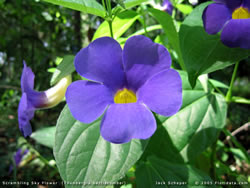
[42,0,105,17]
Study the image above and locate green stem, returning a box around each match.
[108,20,114,38]
[208,80,225,97]
[225,62,239,103]
[102,0,106,11]
[210,132,220,181]
[106,0,114,38]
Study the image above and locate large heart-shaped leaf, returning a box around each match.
[136,156,215,188]
[54,106,148,187]
[42,0,105,17]
[143,71,227,163]
[179,2,250,87]
[93,10,139,40]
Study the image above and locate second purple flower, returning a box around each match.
[202,0,250,49]
[66,35,182,144]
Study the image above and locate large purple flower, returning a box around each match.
[202,0,250,49]
[66,35,182,144]
[162,0,174,15]
[18,62,71,137]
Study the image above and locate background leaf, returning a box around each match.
[179,2,250,87]
[92,10,139,40]
[30,126,56,149]
[113,0,126,9]
[123,0,149,9]
[42,0,105,17]
[54,106,148,187]
[50,55,75,85]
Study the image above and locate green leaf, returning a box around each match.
[54,106,148,187]
[143,71,227,163]
[123,0,149,9]
[42,0,105,17]
[136,156,215,188]
[50,55,75,85]
[30,126,56,149]
[179,2,250,87]
[93,10,139,40]
[148,8,185,70]
[208,79,229,89]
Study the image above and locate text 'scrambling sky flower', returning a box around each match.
[202,0,250,49]
[66,35,182,144]
[162,0,174,15]
[18,62,72,137]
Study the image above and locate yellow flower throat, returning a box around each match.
[114,88,137,104]
[232,7,250,19]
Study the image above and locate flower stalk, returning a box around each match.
[104,0,114,38]
[225,62,239,103]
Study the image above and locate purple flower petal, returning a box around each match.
[162,0,173,15]
[74,37,125,92]
[21,61,35,93]
[14,149,29,167]
[202,3,231,34]
[100,103,156,144]
[221,19,250,49]
[123,35,171,91]
[66,80,113,123]
[18,93,33,137]
[138,69,182,117]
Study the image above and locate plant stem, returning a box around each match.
[108,20,114,38]
[106,0,114,38]
[225,62,239,103]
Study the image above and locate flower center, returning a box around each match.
[114,88,137,104]
[232,7,250,19]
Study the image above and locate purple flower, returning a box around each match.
[18,62,71,137]
[14,149,29,167]
[9,149,29,172]
[202,0,250,49]
[66,35,182,144]
[162,0,174,15]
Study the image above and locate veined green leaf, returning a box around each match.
[54,106,148,187]
[42,0,105,17]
